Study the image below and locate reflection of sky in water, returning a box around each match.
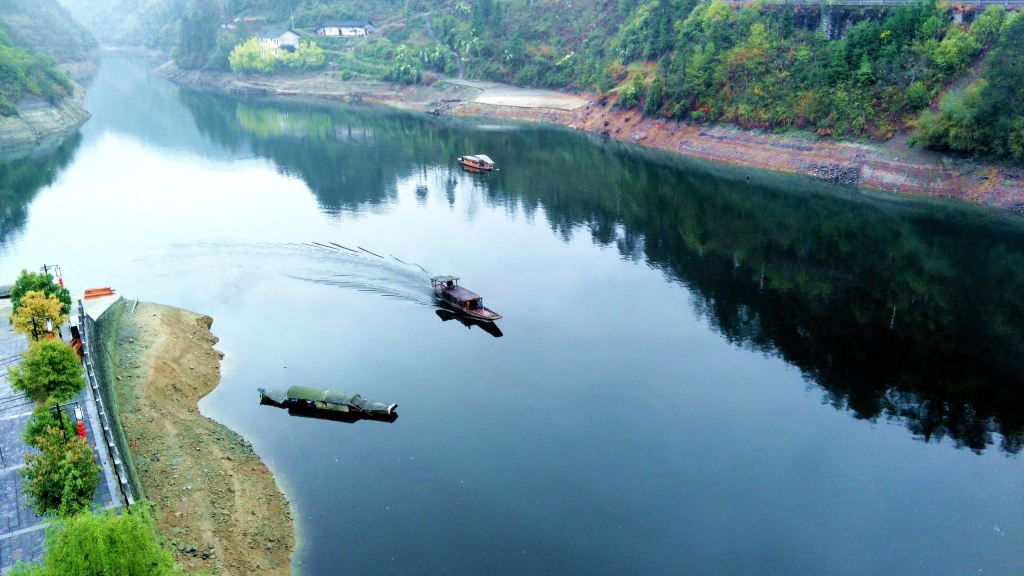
[1,57,1022,576]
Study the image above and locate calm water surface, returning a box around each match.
[2,57,1022,575]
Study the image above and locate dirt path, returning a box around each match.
[111,303,294,575]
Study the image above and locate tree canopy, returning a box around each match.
[8,339,84,403]
[11,291,68,343]
[21,426,100,517]
[10,270,72,317]
[911,11,1024,160]
[8,505,179,576]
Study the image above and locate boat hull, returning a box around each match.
[259,388,397,417]
[435,296,502,322]
[435,309,504,337]
[458,158,493,172]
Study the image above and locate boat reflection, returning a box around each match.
[259,397,399,424]
[435,309,504,338]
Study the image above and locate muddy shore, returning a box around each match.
[158,63,1024,213]
[107,303,294,575]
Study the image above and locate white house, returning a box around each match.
[256,28,301,53]
[316,20,375,37]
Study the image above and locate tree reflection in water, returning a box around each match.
[181,93,1024,453]
[0,134,82,249]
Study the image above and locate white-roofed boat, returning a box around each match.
[458,154,495,172]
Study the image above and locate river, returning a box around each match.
[2,57,1022,575]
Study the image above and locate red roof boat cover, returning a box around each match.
[445,285,481,303]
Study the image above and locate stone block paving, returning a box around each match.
[0,308,120,574]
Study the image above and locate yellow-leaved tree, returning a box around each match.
[11,290,67,343]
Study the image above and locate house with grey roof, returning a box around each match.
[256,28,300,52]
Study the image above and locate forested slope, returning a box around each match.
[0,0,96,62]
[58,0,186,48]
[0,30,74,116]
[0,0,94,117]
[65,0,1024,161]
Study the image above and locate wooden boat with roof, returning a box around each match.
[458,154,495,172]
[431,275,502,322]
[259,385,397,422]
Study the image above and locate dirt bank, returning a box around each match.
[109,303,294,575]
[457,100,1024,212]
[157,63,1024,213]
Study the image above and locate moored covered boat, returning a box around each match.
[259,385,397,416]
[431,275,502,322]
[458,154,495,172]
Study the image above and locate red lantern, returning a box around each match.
[58,277,64,288]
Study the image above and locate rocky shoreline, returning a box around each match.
[0,90,90,160]
[157,63,1024,213]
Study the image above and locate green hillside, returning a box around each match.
[64,0,1024,160]
[0,29,75,116]
[0,0,96,62]
[57,0,186,48]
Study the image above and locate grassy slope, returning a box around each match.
[0,30,74,116]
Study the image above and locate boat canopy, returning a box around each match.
[445,285,481,303]
[462,154,494,166]
[287,385,360,406]
[431,275,460,283]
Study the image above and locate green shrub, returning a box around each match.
[620,74,645,108]
[933,26,980,72]
[21,426,99,516]
[384,44,422,84]
[8,340,85,403]
[643,74,664,116]
[228,38,326,74]
[10,505,179,575]
[904,81,930,110]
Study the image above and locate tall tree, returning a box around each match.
[11,291,67,343]
[8,340,84,402]
[9,270,71,317]
[173,0,221,69]
[20,427,99,517]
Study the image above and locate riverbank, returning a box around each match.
[106,303,294,575]
[157,63,1024,213]
[0,89,90,160]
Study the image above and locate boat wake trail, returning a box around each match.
[136,240,437,308]
[284,241,436,306]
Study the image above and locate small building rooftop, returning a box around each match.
[321,20,373,28]
[82,294,122,321]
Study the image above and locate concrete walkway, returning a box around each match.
[0,302,121,574]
